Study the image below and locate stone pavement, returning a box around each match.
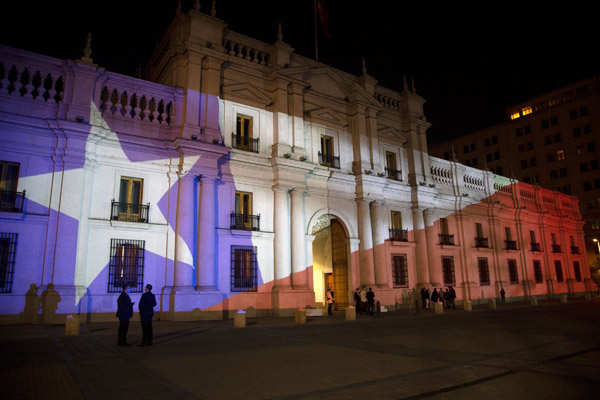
[1,300,599,399]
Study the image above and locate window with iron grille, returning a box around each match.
[442,256,455,285]
[554,260,564,282]
[573,261,581,282]
[478,257,490,286]
[231,246,257,292]
[107,239,145,293]
[533,260,543,283]
[392,254,408,287]
[0,233,17,293]
[508,259,519,284]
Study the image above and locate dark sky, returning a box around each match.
[2,1,598,142]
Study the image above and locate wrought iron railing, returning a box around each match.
[439,234,455,245]
[389,229,408,242]
[570,245,580,254]
[231,133,259,153]
[552,244,562,253]
[111,201,149,223]
[230,213,260,231]
[475,237,489,248]
[385,167,402,181]
[505,240,518,250]
[531,242,542,252]
[318,152,340,169]
[0,190,25,213]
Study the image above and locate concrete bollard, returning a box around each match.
[560,294,568,304]
[233,310,246,328]
[530,296,538,306]
[65,314,79,336]
[463,300,472,312]
[434,302,444,314]
[345,306,356,321]
[295,308,306,325]
[488,298,497,310]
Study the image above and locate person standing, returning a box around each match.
[353,288,361,315]
[500,287,506,304]
[326,289,335,316]
[116,285,133,346]
[366,287,375,315]
[138,284,157,346]
[449,286,456,309]
[431,288,439,305]
[360,287,367,314]
[424,287,430,309]
[444,288,450,309]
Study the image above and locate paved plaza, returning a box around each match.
[1,300,599,399]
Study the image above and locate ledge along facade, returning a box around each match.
[0,7,593,323]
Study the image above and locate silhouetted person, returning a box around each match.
[116,285,134,346]
[449,286,456,309]
[360,287,367,314]
[353,288,361,315]
[138,284,157,346]
[500,287,506,304]
[431,288,439,304]
[327,289,335,316]
[366,287,375,315]
[444,288,450,309]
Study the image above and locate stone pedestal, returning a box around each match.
[345,306,356,321]
[233,310,246,328]
[530,296,539,306]
[65,314,79,336]
[434,302,444,314]
[23,284,40,324]
[463,300,472,312]
[295,308,306,325]
[560,294,568,304]
[488,298,497,310]
[40,284,61,324]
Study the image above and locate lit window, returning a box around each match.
[510,112,520,120]
[521,106,532,116]
[556,150,565,160]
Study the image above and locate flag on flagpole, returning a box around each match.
[316,0,333,38]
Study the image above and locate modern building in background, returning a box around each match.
[430,79,600,271]
[0,6,592,323]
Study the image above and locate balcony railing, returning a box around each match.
[385,167,402,181]
[505,240,518,250]
[231,134,259,153]
[0,190,25,213]
[389,229,408,242]
[570,245,580,254]
[475,237,489,248]
[552,244,562,253]
[111,201,149,223]
[439,234,455,245]
[230,213,260,231]
[318,152,340,169]
[531,242,541,252]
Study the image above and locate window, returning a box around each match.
[556,150,565,160]
[0,161,21,212]
[588,142,596,152]
[233,191,258,230]
[583,124,592,134]
[530,157,537,167]
[0,232,17,293]
[442,256,455,285]
[533,260,543,283]
[541,119,549,129]
[551,116,559,126]
[573,127,581,137]
[494,151,500,160]
[510,111,520,120]
[463,145,469,154]
[472,158,478,166]
[236,114,253,142]
[508,259,519,284]
[518,144,525,152]
[440,218,449,235]
[496,166,503,175]
[547,153,555,162]
[560,168,567,177]
[391,211,402,230]
[576,145,584,155]
[492,136,498,144]
[385,151,400,179]
[475,222,484,238]
[478,257,490,286]
[554,133,561,143]
[527,142,533,151]
[573,261,581,282]
[117,177,144,221]
[554,260,563,282]
[595,178,600,189]
[231,246,257,292]
[319,135,338,167]
[551,233,557,245]
[580,162,588,172]
[570,109,578,120]
[550,170,558,180]
[580,106,589,116]
[484,138,490,147]
[544,136,552,145]
[524,125,532,134]
[107,239,145,293]
[522,106,532,116]
[486,153,492,162]
[470,143,476,151]
[392,254,408,287]
[505,227,513,241]
[584,181,592,191]
[591,160,599,170]
[516,128,523,137]
[521,160,528,169]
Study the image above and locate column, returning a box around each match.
[197,176,216,290]
[174,173,195,288]
[273,186,291,288]
[412,208,431,286]
[371,201,388,287]
[424,209,442,287]
[290,188,308,288]
[357,198,375,286]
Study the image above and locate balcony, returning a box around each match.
[318,152,340,169]
[505,240,518,250]
[389,229,408,242]
[385,167,402,181]
[531,242,542,252]
[475,237,489,248]
[231,134,259,153]
[0,190,25,213]
[111,201,149,223]
[570,245,580,254]
[439,234,455,245]
[552,244,562,253]
[230,213,260,231]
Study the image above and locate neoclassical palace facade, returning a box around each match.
[0,7,593,323]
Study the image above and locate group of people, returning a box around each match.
[116,283,157,346]
[353,287,378,316]
[420,286,456,310]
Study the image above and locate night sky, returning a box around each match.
[2,1,597,142]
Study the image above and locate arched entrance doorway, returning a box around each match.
[311,215,349,310]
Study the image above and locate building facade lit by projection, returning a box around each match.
[0,7,593,323]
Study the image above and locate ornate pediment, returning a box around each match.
[378,125,407,143]
[222,82,272,107]
[305,106,348,127]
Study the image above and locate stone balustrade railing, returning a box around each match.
[223,31,271,65]
[374,87,402,111]
[429,157,453,186]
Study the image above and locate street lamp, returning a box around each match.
[593,238,600,254]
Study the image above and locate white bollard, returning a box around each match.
[463,300,472,312]
[434,302,444,314]
[488,298,497,310]
[65,314,79,336]
[233,309,246,328]
[295,308,306,325]
[345,306,356,321]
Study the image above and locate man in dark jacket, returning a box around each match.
[431,288,439,304]
[116,284,134,346]
[449,286,457,309]
[138,284,157,346]
[353,288,361,315]
[366,288,375,315]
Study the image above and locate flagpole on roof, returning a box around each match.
[313,0,319,62]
